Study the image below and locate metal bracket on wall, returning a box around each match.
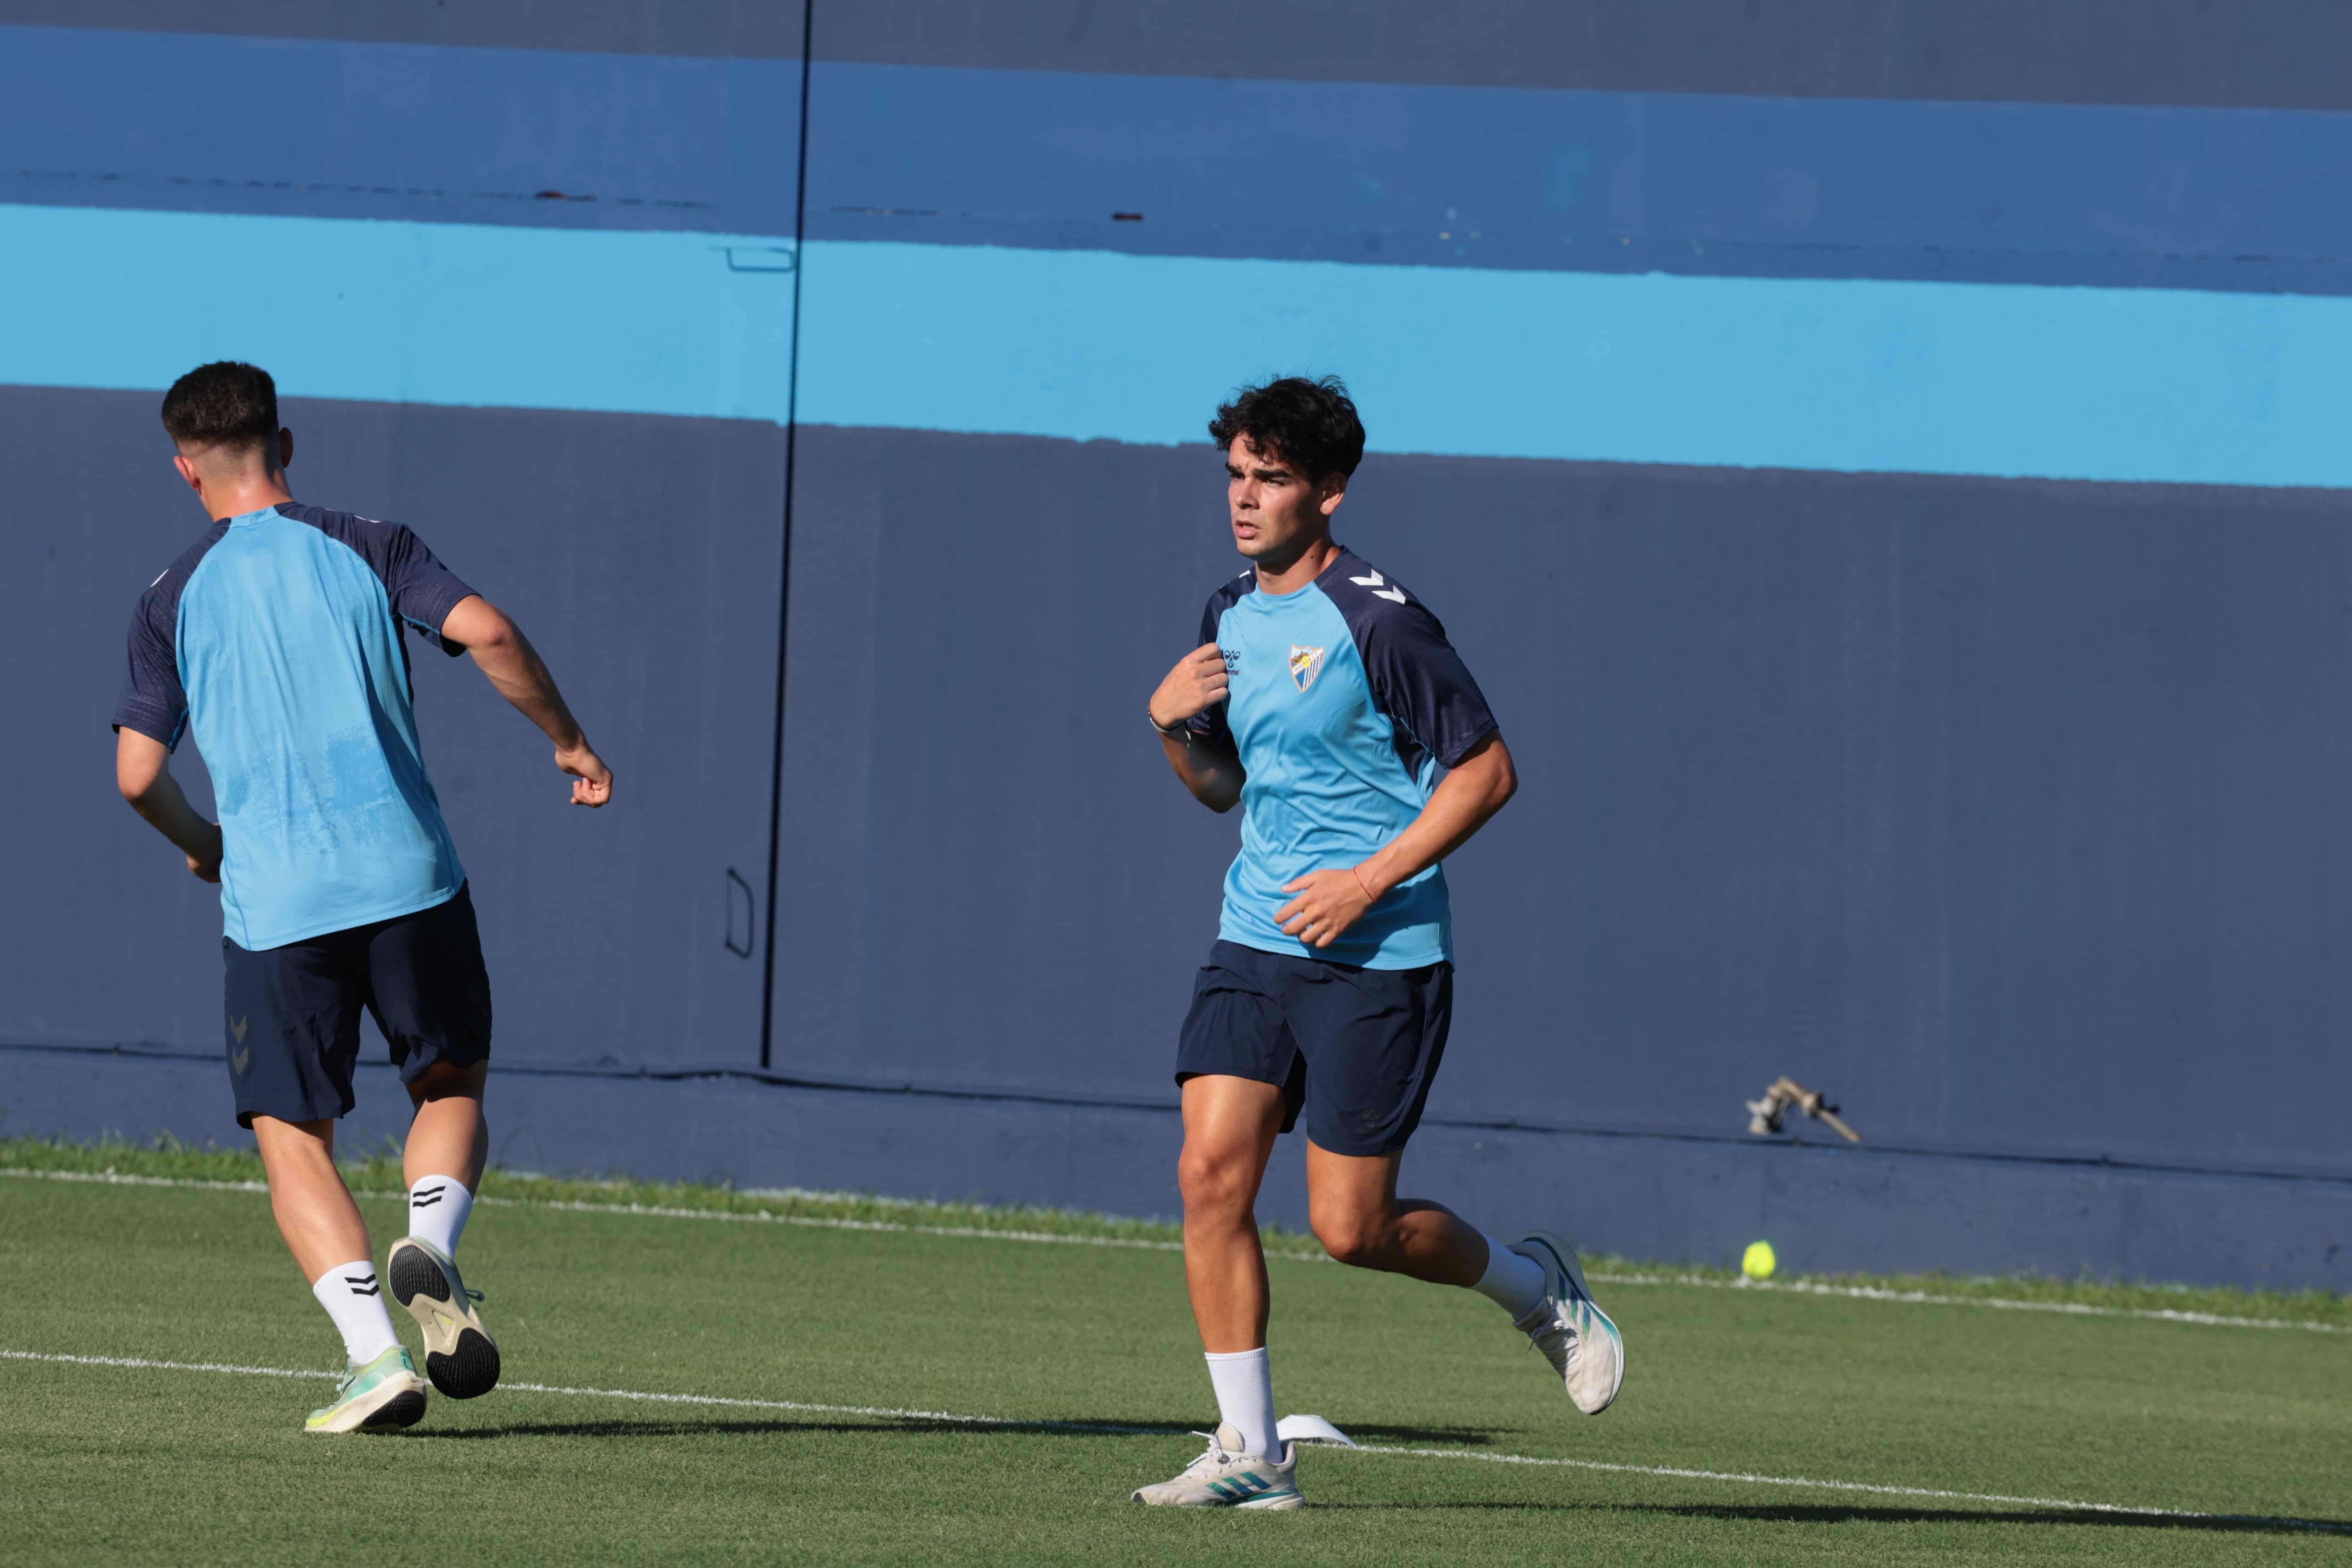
[724,868,756,959]
[723,245,797,272]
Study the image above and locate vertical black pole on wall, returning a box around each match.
[759,0,819,1070]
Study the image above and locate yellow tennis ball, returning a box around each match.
[1742,1240,1777,1279]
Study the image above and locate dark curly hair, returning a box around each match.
[160,361,279,454]
[1208,375,1366,481]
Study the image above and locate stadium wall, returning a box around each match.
[4,2,2349,1291]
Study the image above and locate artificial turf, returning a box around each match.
[1,1140,2346,1565]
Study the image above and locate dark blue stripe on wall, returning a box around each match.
[0,1,803,58]
[0,24,799,232]
[807,62,2352,293]
[27,1,2352,110]
[808,0,2352,112]
[19,23,2352,292]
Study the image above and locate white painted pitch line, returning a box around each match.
[0,1351,1162,1433]
[504,1196,1195,1255]
[8,1166,2344,1334]
[3,1349,322,1380]
[6,1348,2344,1536]
[4,1166,272,1194]
[1586,1269,2352,1335]
[0,1167,1209,1255]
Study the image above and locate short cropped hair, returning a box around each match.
[1208,375,1366,481]
[160,361,279,454]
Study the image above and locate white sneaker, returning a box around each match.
[386,1237,500,1399]
[303,1346,428,1434]
[1131,1421,1305,1509]
[1511,1231,1626,1414]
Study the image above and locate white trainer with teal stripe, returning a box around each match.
[304,1345,428,1434]
[1510,1231,1626,1414]
[1131,1421,1305,1509]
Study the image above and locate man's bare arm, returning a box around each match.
[115,729,222,882]
[1148,642,1245,812]
[440,594,613,807]
[1274,730,1518,949]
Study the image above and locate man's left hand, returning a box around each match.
[1276,866,1380,949]
[184,821,222,883]
[556,740,613,808]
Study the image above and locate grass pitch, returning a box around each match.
[2,1139,2347,1565]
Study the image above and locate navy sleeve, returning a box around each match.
[1187,573,1255,745]
[285,504,477,656]
[112,523,226,749]
[113,580,188,748]
[1320,555,1498,775]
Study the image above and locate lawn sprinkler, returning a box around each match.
[1744,1076,1861,1143]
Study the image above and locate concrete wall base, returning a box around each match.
[6,1045,2343,1293]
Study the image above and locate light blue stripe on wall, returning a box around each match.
[0,204,798,422]
[7,203,2352,488]
[796,241,2352,490]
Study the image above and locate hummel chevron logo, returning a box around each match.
[412,1184,447,1208]
[345,1273,380,1297]
[229,1015,248,1043]
[1348,568,1408,604]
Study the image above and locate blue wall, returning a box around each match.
[5,1,2350,1289]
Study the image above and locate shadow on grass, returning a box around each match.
[392,1419,2351,1537]
[1322,1500,2352,1537]
[405,1418,944,1441]
[414,1412,1519,1449]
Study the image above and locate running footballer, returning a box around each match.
[113,361,613,1433]
[1132,376,1623,1510]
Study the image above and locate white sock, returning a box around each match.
[1470,1233,1549,1322]
[407,1176,474,1257]
[1204,1347,1278,1460]
[311,1260,401,1365]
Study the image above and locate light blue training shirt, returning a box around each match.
[114,503,476,950]
[1190,546,1498,969]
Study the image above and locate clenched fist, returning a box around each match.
[1149,643,1231,732]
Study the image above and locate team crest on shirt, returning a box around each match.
[1288,645,1326,691]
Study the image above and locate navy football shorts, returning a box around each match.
[221,883,492,1128]
[1176,939,1453,1157]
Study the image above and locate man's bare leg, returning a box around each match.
[1302,1141,1487,1285]
[388,1059,501,1398]
[252,1115,373,1282]
[252,1113,410,1394]
[1174,1074,1288,1464]
[402,1059,488,1194]
[1179,1074,1286,1351]
[1305,1138,1627,1415]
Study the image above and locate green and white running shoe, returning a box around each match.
[1511,1231,1626,1415]
[305,1346,428,1434]
[1131,1422,1304,1509]
[386,1236,500,1399]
